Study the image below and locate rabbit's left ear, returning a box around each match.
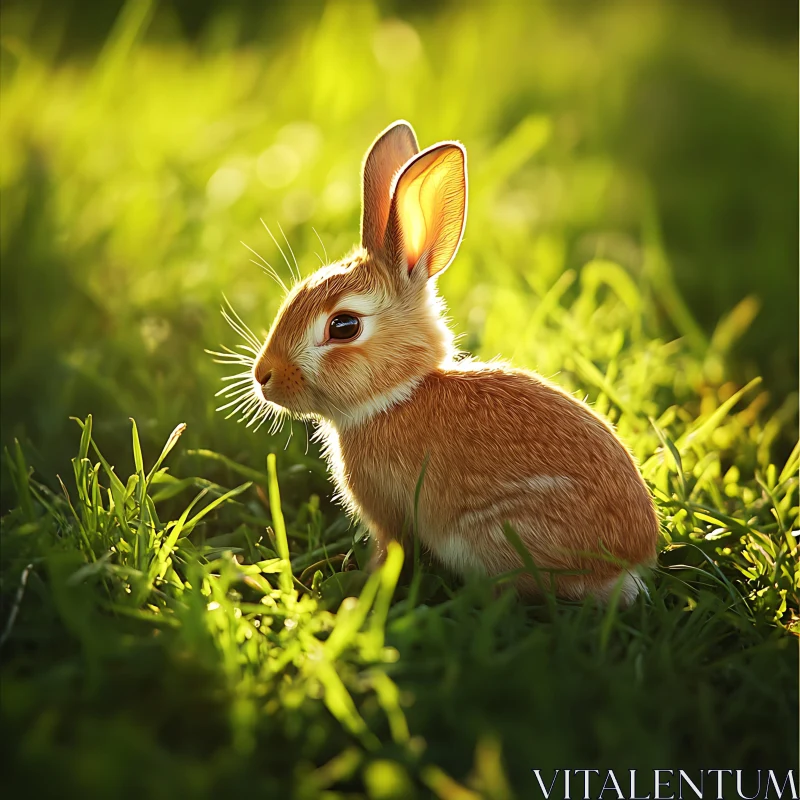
[385,142,467,279]
[361,121,419,256]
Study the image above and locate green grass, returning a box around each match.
[1,1,798,798]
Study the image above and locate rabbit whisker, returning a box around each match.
[215,382,252,397]
[283,419,293,451]
[212,357,253,367]
[241,241,289,293]
[252,407,273,433]
[221,310,261,352]
[312,226,329,264]
[223,401,253,422]
[221,295,262,348]
[269,414,283,436]
[262,219,299,285]
[278,221,302,283]
[206,346,255,365]
[248,401,275,429]
[232,397,261,422]
[238,407,261,425]
[212,352,254,363]
[216,382,253,399]
[249,259,289,292]
[217,392,258,413]
[220,372,252,382]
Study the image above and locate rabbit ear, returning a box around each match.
[361,121,419,255]
[385,142,467,280]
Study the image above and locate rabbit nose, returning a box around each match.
[254,362,272,386]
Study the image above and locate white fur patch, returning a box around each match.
[423,282,456,358]
[503,475,574,494]
[334,293,384,318]
[605,571,648,604]
[457,475,574,541]
[331,377,420,430]
[432,536,486,577]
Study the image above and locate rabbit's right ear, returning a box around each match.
[361,121,419,255]
[384,142,467,280]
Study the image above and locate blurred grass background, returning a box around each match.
[1,0,797,492]
[1,1,798,798]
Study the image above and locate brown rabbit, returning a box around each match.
[232,121,658,605]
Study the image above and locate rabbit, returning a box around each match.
[246,120,658,606]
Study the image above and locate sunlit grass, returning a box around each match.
[1,0,797,797]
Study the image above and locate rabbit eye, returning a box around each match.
[328,313,361,342]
